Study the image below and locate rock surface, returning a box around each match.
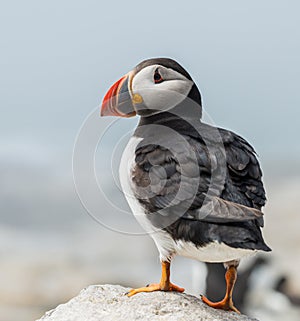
[37,284,259,321]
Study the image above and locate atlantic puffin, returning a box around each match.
[100,58,271,312]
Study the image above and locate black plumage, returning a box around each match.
[131,112,270,252]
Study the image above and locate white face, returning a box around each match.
[131,65,193,115]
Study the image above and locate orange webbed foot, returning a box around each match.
[201,295,240,313]
[127,282,184,297]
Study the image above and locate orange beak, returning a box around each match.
[101,75,136,117]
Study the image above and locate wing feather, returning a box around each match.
[132,125,266,227]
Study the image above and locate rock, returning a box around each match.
[37,284,259,321]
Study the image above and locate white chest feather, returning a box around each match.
[119,136,149,230]
[119,136,177,261]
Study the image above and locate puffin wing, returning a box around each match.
[133,134,210,228]
[132,129,265,227]
[219,127,266,227]
[220,129,266,208]
[184,125,266,226]
[182,129,266,225]
[186,122,266,210]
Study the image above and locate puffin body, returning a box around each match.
[101,58,271,312]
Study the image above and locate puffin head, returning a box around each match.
[101,58,202,119]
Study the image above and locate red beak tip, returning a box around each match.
[100,76,127,117]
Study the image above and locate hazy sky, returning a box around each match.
[1,0,300,168]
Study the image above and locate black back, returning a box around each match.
[131,113,271,252]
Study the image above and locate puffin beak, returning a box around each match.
[101,74,137,117]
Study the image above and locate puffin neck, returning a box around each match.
[138,104,202,127]
[138,112,188,126]
[136,110,203,142]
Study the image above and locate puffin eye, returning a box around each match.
[154,69,164,84]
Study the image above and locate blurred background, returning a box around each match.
[1,1,300,320]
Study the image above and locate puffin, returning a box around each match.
[100,58,271,313]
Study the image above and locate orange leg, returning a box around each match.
[127,261,184,297]
[201,265,240,313]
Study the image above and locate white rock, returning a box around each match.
[36,284,259,321]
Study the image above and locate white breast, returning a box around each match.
[119,136,144,225]
[119,136,177,261]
